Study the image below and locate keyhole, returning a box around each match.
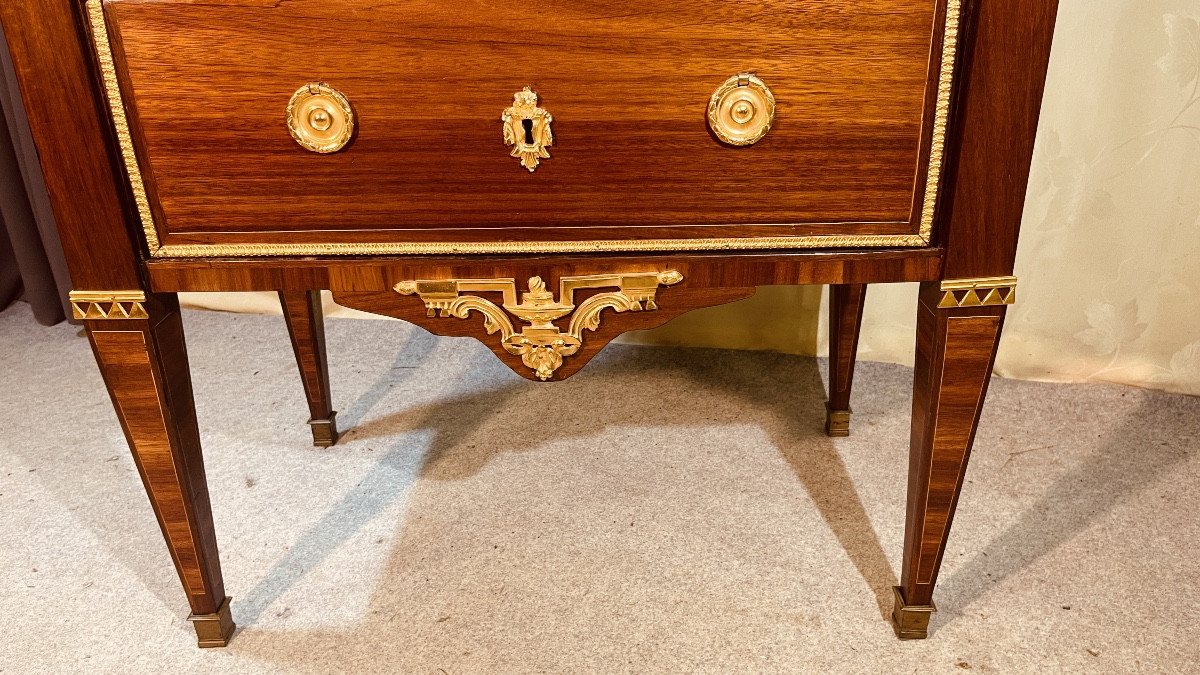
[522,118,535,145]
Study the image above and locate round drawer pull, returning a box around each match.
[287,82,354,153]
[707,73,775,147]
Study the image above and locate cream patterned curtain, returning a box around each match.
[183,0,1200,396]
[814,0,1200,397]
[1002,0,1200,397]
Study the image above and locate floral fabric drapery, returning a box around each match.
[992,0,1200,395]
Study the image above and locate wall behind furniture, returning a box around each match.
[182,0,1200,396]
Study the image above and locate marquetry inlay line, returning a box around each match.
[91,330,205,597]
[70,290,149,320]
[86,0,962,257]
[916,316,1001,585]
[837,365,852,392]
[937,276,1017,309]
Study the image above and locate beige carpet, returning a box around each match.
[1,302,1197,674]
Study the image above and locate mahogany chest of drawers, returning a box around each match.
[0,0,1057,647]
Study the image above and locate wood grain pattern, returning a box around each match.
[888,0,1059,634]
[826,282,867,414]
[2,0,1060,646]
[84,294,233,645]
[102,0,946,247]
[938,0,1059,278]
[0,0,143,287]
[145,248,946,293]
[278,290,338,446]
[900,281,1005,607]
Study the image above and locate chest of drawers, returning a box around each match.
[0,0,1057,647]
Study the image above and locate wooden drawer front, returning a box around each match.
[93,0,958,255]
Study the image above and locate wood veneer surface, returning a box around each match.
[104,0,945,246]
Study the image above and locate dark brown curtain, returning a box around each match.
[0,24,72,325]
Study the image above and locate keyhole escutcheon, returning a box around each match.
[502,86,552,172]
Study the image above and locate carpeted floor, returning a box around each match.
[0,301,1197,674]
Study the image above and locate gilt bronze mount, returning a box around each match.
[891,586,936,640]
[501,86,554,172]
[707,73,776,146]
[69,290,149,320]
[286,82,354,153]
[395,271,683,380]
[938,276,1017,308]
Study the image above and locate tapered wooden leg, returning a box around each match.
[893,280,1010,639]
[80,292,234,648]
[826,283,867,436]
[279,290,338,446]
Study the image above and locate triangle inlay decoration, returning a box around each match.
[937,277,1017,309]
[69,291,149,320]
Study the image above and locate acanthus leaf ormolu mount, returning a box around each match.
[396,271,683,380]
[0,0,1060,648]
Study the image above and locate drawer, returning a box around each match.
[89,0,959,256]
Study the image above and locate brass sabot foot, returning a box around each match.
[825,402,852,437]
[308,411,339,447]
[189,596,235,648]
[891,586,936,640]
